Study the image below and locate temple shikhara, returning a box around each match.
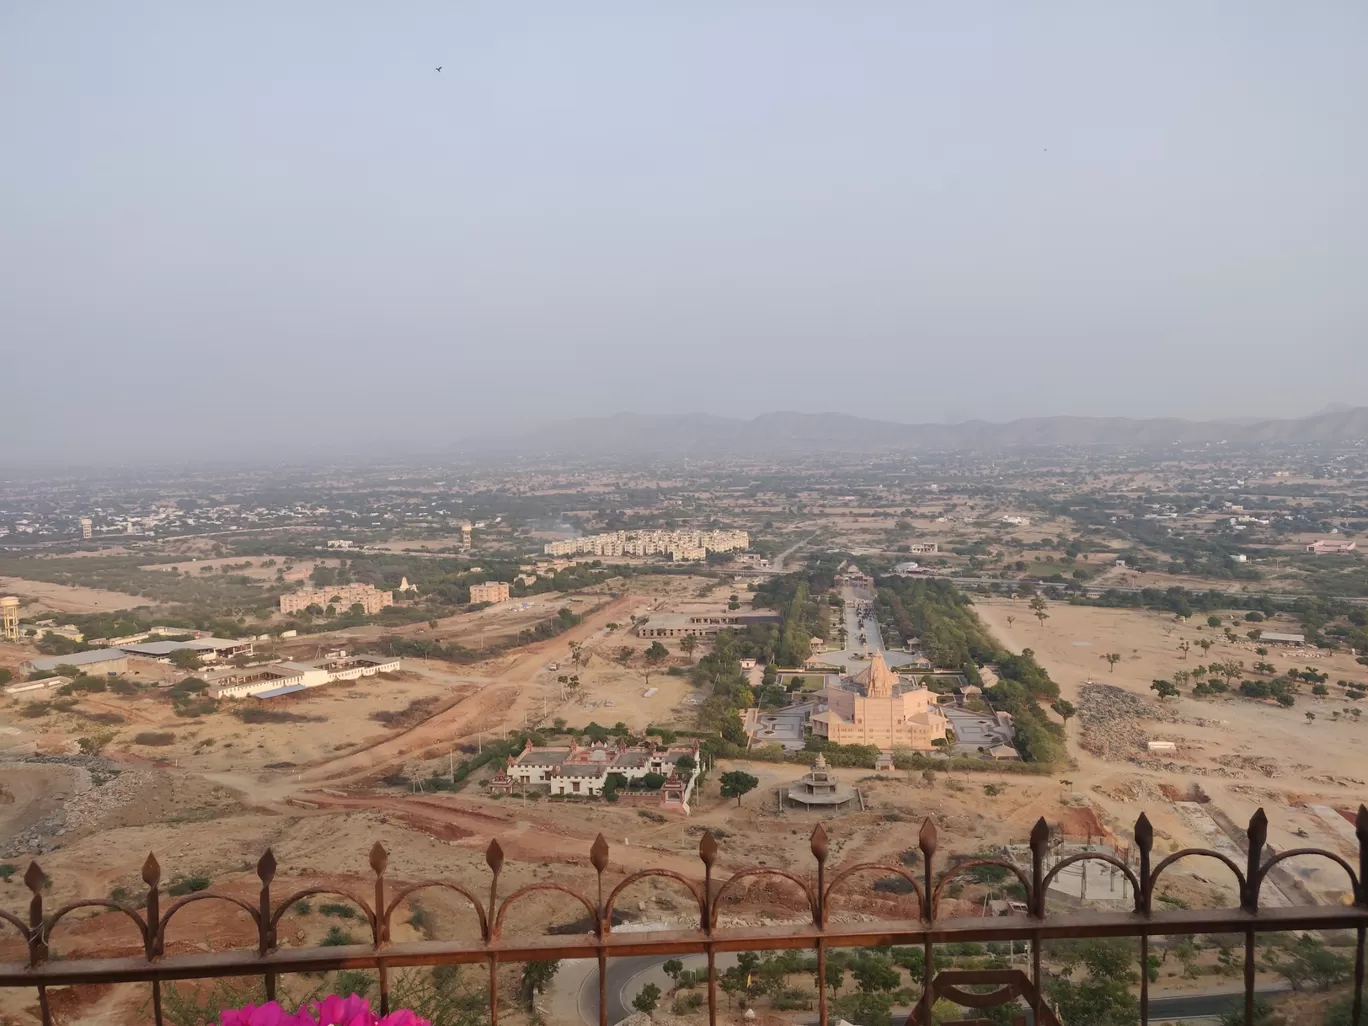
[811,651,950,749]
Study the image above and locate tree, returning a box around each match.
[1264,935,1351,992]
[1151,679,1179,701]
[1005,615,1015,629]
[519,960,560,1009]
[631,983,661,1014]
[1100,652,1121,673]
[644,641,669,665]
[679,635,698,661]
[675,754,696,776]
[1306,711,1316,723]
[1178,640,1191,660]
[850,955,900,994]
[1197,638,1214,656]
[168,648,203,671]
[662,959,684,986]
[76,731,115,756]
[1051,699,1076,728]
[719,770,759,806]
[1029,595,1049,628]
[616,646,634,665]
[1046,940,1139,1026]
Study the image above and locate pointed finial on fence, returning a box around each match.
[141,853,161,888]
[1030,818,1050,853]
[699,830,718,869]
[1134,813,1154,913]
[1134,813,1153,852]
[485,839,504,874]
[369,842,389,876]
[810,824,829,863]
[918,818,938,858]
[1247,807,1268,849]
[24,862,45,894]
[590,834,610,873]
[257,849,277,884]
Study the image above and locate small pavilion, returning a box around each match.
[786,753,859,811]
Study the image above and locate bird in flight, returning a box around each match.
[435,66,442,72]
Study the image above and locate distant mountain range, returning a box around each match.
[461,407,1368,457]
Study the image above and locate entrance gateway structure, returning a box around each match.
[785,752,859,810]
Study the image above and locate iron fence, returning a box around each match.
[1,806,1365,1026]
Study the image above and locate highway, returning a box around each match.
[576,951,1286,1025]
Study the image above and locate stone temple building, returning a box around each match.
[809,651,948,749]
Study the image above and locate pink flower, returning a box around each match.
[375,1010,430,1026]
[220,1002,312,1026]
[311,994,378,1026]
[221,995,428,1026]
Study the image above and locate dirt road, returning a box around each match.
[295,595,637,784]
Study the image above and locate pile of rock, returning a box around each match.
[63,767,153,831]
[1078,683,1148,760]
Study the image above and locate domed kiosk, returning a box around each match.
[785,752,859,811]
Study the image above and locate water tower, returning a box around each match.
[0,596,18,642]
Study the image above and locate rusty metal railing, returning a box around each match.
[1,807,1365,1026]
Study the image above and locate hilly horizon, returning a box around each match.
[461,406,1368,457]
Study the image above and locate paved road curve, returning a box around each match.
[577,951,1288,1026]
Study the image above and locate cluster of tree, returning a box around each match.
[876,577,998,671]
[752,571,832,666]
[691,629,754,747]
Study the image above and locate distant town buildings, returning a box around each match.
[79,517,92,540]
[810,652,949,750]
[23,648,130,677]
[205,652,400,700]
[469,581,511,605]
[905,542,939,554]
[544,529,749,561]
[636,610,781,638]
[279,583,394,616]
[490,738,702,813]
[1306,539,1357,555]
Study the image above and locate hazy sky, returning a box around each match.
[3,3,1366,462]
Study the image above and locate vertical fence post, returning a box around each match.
[1134,813,1153,1024]
[142,854,163,1026]
[1029,819,1049,1026]
[1354,806,1367,1026]
[700,831,719,1026]
[591,835,610,1026]
[486,840,503,1026]
[811,826,828,1026]
[919,819,938,1026]
[370,843,388,1015]
[256,850,277,1003]
[25,863,50,1026]
[1243,809,1268,1026]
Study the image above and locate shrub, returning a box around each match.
[167,875,211,896]
[134,732,176,746]
[234,707,325,724]
[321,926,356,947]
[21,702,51,718]
[320,902,359,919]
[672,993,705,1015]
